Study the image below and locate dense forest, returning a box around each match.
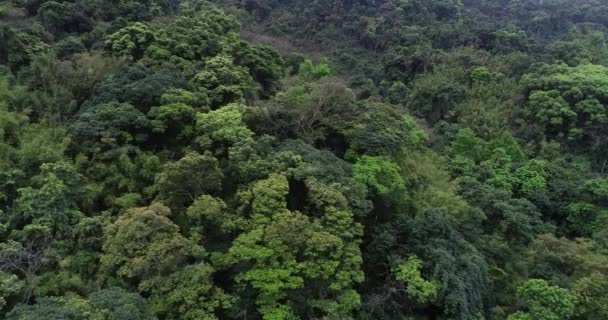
[1,0,608,319]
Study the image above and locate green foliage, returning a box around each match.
[140,264,233,320]
[147,8,240,63]
[88,287,155,320]
[105,23,155,61]
[87,63,189,112]
[522,63,608,157]
[450,128,485,162]
[565,178,608,237]
[194,54,256,106]
[393,255,440,303]
[513,159,547,194]
[470,66,493,83]
[353,155,405,199]
[14,161,84,231]
[449,128,546,196]
[187,195,244,233]
[366,208,492,319]
[407,67,466,124]
[257,79,358,144]
[78,152,161,209]
[71,102,150,156]
[349,103,427,157]
[156,152,223,209]
[149,103,196,135]
[101,203,199,281]
[0,26,51,70]
[573,272,608,320]
[4,0,608,318]
[195,103,254,153]
[6,296,92,320]
[545,32,608,67]
[298,59,332,80]
[225,173,364,318]
[7,288,154,320]
[232,42,284,97]
[148,89,207,144]
[0,272,23,311]
[508,279,576,320]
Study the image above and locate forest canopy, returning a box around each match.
[1,0,608,319]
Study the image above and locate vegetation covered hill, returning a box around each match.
[1,0,608,319]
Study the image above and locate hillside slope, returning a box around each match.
[1,0,608,319]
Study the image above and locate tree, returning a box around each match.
[195,103,254,154]
[573,272,608,320]
[522,64,608,158]
[383,44,439,82]
[449,128,486,163]
[105,22,155,61]
[140,264,232,320]
[7,287,155,320]
[71,102,150,156]
[0,225,52,302]
[527,234,608,291]
[407,67,466,124]
[79,152,161,209]
[0,272,23,312]
[37,1,68,36]
[224,174,364,319]
[156,152,223,209]
[348,103,427,157]
[0,109,72,176]
[565,178,608,237]
[256,79,359,145]
[470,66,493,83]
[193,54,256,106]
[508,279,575,320]
[513,159,547,195]
[86,64,189,112]
[148,102,197,145]
[100,203,199,282]
[232,42,284,97]
[298,59,331,80]
[187,195,245,234]
[147,8,240,62]
[393,255,440,304]
[148,89,207,146]
[364,209,492,319]
[353,155,405,201]
[13,161,84,232]
[88,287,155,320]
[0,26,50,70]
[6,296,92,320]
